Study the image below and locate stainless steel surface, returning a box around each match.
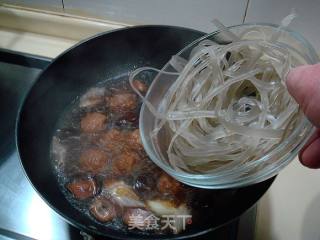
[0,49,256,240]
[0,61,73,240]
[0,151,70,239]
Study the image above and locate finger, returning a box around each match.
[299,129,320,168]
[286,63,320,128]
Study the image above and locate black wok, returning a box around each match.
[16,25,274,239]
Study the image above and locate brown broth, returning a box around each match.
[50,75,223,234]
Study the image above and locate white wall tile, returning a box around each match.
[64,0,248,33]
[245,0,320,52]
[0,0,62,11]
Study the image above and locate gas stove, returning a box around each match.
[0,48,256,240]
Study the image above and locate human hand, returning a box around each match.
[286,63,320,168]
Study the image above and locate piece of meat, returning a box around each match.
[81,112,107,133]
[122,208,152,229]
[66,178,97,200]
[79,87,105,109]
[132,80,148,93]
[113,150,139,175]
[98,128,125,152]
[99,128,142,147]
[146,199,191,234]
[79,148,109,173]
[106,92,138,112]
[157,173,182,196]
[103,180,144,208]
[90,196,117,222]
[99,129,144,158]
[126,129,143,151]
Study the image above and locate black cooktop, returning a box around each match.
[0,48,256,240]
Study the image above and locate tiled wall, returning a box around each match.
[2,0,319,51]
[1,0,248,32]
[62,0,248,32]
[0,0,62,11]
[245,0,320,51]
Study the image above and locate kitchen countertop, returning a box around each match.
[0,5,128,58]
[1,3,320,240]
[255,159,320,240]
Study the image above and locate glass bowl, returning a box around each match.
[138,23,319,189]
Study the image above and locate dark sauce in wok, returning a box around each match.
[51,75,236,235]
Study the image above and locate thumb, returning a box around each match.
[286,63,320,127]
[286,63,320,168]
[298,129,320,168]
